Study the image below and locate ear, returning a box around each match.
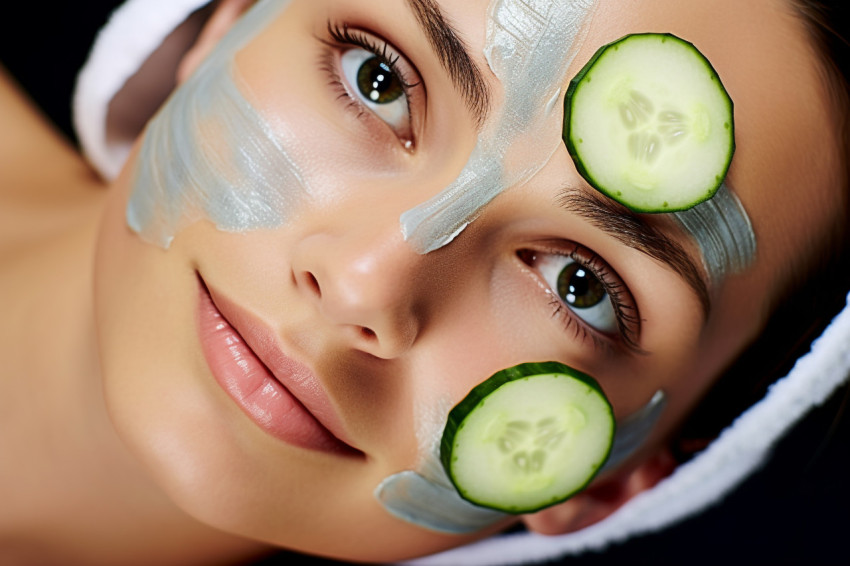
[521,446,677,535]
[176,0,257,84]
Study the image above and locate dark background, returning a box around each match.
[2,2,848,564]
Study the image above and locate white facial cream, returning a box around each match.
[375,396,508,534]
[673,183,757,282]
[128,0,304,247]
[375,390,667,534]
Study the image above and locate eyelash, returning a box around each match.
[519,245,642,353]
[319,22,419,141]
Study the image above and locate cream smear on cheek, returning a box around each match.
[375,391,668,534]
[375,397,508,534]
[127,0,302,248]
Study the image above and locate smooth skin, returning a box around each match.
[0,0,844,564]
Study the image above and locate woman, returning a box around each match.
[1,0,848,564]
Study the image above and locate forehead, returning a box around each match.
[523,0,840,298]
[248,0,840,288]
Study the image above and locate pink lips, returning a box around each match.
[196,276,360,456]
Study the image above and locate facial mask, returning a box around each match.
[375,390,667,534]
[400,0,598,253]
[375,394,508,534]
[600,390,666,473]
[127,0,300,247]
[673,183,756,282]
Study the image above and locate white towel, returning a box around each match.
[73,0,212,180]
[72,1,850,563]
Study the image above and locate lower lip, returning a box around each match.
[196,280,353,455]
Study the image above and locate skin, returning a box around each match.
[0,0,844,563]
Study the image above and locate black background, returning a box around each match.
[2,2,848,564]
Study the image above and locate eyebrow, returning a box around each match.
[405,0,491,126]
[558,187,712,316]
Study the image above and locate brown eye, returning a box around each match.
[356,57,404,104]
[340,47,412,136]
[557,262,606,309]
[528,251,619,334]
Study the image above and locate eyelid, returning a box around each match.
[518,244,643,353]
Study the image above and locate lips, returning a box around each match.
[196,276,360,456]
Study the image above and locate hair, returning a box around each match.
[672,0,850,460]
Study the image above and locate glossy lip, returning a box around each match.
[196,275,362,456]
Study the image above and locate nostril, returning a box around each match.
[359,327,376,340]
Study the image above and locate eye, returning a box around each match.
[535,253,619,334]
[342,49,406,105]
[336,42,415,140]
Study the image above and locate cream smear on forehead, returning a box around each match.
[400,0,598,253]
[397,0,754,279]
[127,0,301,247]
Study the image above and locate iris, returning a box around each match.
[557,263,606,309]
[356,58,404,104]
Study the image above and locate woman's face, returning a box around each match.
[94,0,843,561]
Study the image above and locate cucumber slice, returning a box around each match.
[440,362,614,514]
[564,33,734,212]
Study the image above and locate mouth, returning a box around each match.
[196,274,362,457]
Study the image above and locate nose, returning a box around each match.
[290,223,424,359]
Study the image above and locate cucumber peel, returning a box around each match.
[440,362,615,514]
[563,33,734,212]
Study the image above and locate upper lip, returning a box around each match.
[203,278,361,453]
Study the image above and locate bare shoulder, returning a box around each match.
[0,64,106,257]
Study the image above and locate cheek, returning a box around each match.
[92,179,490,560]
[95,163,209,479]
[95,167,284,544]
[401,260,590,443]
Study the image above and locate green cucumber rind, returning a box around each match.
[563,32,735,213]
[440,361,615,514]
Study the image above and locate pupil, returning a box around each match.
[357,57,404,104]
[557,263,606,309]
[570,269,589,296]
